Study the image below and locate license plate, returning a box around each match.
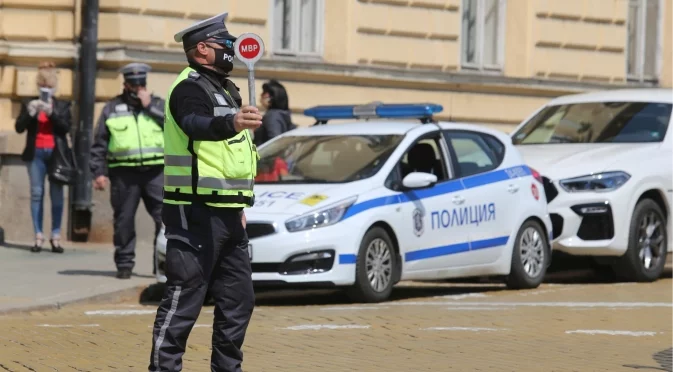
[247,244,253,260]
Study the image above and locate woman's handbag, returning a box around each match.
[48,134,79,185]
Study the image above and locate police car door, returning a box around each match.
[442,130,514,266]
[389,131,469,275]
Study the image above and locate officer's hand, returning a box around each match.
[137,88,152,108]
[93,175,109,191]
[234,106,262,132]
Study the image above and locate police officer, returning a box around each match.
[90,63,166,279]
[148,12,262,372]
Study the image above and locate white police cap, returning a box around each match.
[174,12,236,51]
[119,62,152,84]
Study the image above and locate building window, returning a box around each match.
[272,0,324,57]
[627,0,661,82]
[461,0,506,71]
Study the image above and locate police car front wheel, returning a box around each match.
[347,227,398,303]
[506,220,549,290]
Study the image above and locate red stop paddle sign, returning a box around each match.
[234,33,264,70]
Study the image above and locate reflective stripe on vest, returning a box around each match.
[162,66,258,208]
[106,109,164,167]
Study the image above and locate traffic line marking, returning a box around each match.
[433,293,489,300]
[445,306,510,311]
[37,324,100,328]
[320,306,389,311]
[278,324,370,331]
[389,301,673,308]
[85,309,157,316]
[565,330,659,337]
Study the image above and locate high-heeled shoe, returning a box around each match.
[50,236,64,254]
[32,234,44,253]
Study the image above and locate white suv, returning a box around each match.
[511,88,672,282]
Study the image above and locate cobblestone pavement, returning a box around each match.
[0,273,671,372]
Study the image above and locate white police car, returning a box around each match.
[156,103,553,303]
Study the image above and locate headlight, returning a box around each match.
[285,196,357,232]
[559,171,631,193]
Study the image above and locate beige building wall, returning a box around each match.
[0,0,670,137]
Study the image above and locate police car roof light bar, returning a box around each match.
[304,102,444,125]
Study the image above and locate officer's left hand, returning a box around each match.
[137,88,152,108]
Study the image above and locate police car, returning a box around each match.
[156,103,553,303]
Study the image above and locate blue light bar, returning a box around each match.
[303,102,444,123]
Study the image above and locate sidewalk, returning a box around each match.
[0,240,156,314]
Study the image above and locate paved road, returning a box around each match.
[0,271,671,372]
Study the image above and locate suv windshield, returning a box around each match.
[512,101,672,144]
[255,134,403,184]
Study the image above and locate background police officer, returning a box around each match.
[90,63,166,280]
[148,12,262,372]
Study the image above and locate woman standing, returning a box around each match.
[254,79,296,147]
[14,62,72,253]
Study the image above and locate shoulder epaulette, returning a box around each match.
[187,71,201,80]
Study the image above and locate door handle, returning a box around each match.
[452,195,465,205]
[507,184,519,193]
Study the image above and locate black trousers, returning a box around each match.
[109,166,163,272]
[149,203,254,372]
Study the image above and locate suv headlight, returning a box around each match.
[285,196,357,232]
[559,171,631,193]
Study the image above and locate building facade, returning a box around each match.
[0,0,670,138]
[0,0,670,243]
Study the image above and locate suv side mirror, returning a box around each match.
[401,172,438,189]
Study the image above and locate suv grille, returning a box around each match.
[542,176,558,203]
[246,223,276,239]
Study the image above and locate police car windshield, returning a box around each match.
[512,101,672,144]
[256,134,403,184]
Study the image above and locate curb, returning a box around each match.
[0,285,149,316]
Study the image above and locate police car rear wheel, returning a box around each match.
[507,220,548,290]
[347,227,397,303]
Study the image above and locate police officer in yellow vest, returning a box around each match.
[90,63,166,280]
[148,12,262,372]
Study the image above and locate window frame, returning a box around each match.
[269,0,325,59]
[626,0,663,83]
[442,130,505,178]
[384,131,455,192]
[460,0,507,72]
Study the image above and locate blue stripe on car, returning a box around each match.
[342,165,532,220]
[338,165,532,264]
[339,236,510,265]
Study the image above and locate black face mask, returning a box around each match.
[204,46,235,75]
[124,89,141,106]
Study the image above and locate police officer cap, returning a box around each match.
[174,12,236,51]
[119,62,151,86]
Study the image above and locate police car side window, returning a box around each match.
[443,131,500,178]
[385,134,449,191]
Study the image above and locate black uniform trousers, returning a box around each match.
[149,203,254,372]
[109,166,163,272]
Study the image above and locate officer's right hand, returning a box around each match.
[234,106,263,132]
[93,175,109,191]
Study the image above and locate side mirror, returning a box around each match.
[401,172,438,189]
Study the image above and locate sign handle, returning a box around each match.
[248,69,256,108]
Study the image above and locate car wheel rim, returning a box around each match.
[520,227,544,278]
[365,238,392,293]
[638,212,665,271]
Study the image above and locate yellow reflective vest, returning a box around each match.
[162,67,258,208]
[105,104,164,168]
